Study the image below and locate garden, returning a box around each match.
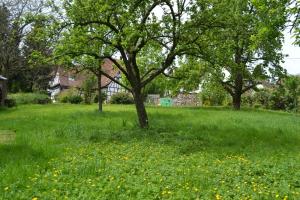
[0,104,300,199]
[1,0,300,199]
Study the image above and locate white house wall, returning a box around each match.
[107,82,123,100]
[49,72,60,88]
[106,73,124,101]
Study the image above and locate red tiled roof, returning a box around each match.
[54,59,119,89]
[100,59,120,88]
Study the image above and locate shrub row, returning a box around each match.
[57,88,133,105]
[110,92,134,104]
[8,93,51,105]
[3,91,134,108]
[61,95,83,104]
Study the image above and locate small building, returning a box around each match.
[0,75,7,106]
[48,59,123,102]
[147,94,160,105]
[160,98,173,107]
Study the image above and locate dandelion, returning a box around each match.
[32,197,38,200]
[123,156,129,160]
[215,194,222,200]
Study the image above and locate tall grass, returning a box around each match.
[8,93,50,105]
[0,104,299,199]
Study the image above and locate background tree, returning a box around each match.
[201,75,230,106]
[21,15,54,92]
[82,75,97,105]
[284,75,300,111]
[290,0,300,44]
[169,57,207,95]
[0,1,53,93]
[191,0,288,110]
[0,5,22,86]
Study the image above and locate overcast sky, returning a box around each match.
[283,30,300,75]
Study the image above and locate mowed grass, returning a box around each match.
[0,104,300,200]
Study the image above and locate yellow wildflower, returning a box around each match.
[216,194,222,200]
[32,197,38,200]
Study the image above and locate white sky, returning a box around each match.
[283,30,300,75]
[153,6,300,75]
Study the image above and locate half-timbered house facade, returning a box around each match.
[48,59,123,102]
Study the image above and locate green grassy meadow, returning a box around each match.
[0,104,300,199]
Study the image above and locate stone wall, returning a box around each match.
[146,93,201,107]
[173,93,201,107]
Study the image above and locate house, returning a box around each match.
[48,59,123,102]
[0,75,7,106]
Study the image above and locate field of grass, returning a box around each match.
[0,104,300,199]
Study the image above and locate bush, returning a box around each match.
[83,77,97,104]
[68,95,83,104]
[57,88,83,104]
[4,98,17,108]
[8,93,51,105]
[253,104,262,109]
[59,95,83,104]
[60,96,70,103]
[94,92,107,103]
[242,94,255,107]
[110,92,134,104]
[55,87,83,104]
[57,88,78,103]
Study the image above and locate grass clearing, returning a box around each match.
[0,130,16,144]
[0,104,300,199]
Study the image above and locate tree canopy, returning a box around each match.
[189,0,289,109]
[54,0,219,128]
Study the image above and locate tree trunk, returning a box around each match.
[232,72,243,110]
[97,74,102,112]
[232,93,242,110]
[132,87,148,128]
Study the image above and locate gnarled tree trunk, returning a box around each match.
[232,72,243,110]
[132,87,148,128]
[232,93,242,110]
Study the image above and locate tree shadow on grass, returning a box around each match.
[0,144,46,167]
[8,105,298,158]
[87,123,300,157]
[49,107,300,157]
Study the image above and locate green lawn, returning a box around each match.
[0,104,300,199]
